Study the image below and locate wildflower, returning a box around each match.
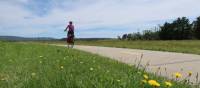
[174,72,182,78]
[165,81,172,87]
[188,71,192,77]
[31,73,36,76]
[141,79,147,84]
[90,68,94,71]
[143,74,148,80]
[148,80,160,87]
[60,66,64,69]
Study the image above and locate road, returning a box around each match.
[58,45,200,83]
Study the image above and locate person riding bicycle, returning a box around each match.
[64,21,75,48]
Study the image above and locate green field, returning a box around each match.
[0,41,193,88]
[76,40,200,55]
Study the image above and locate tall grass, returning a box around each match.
[0,41,193,88]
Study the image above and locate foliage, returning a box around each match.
[193,16,200,39]
[121,16,200,40]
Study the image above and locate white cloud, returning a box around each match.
[0,0,200,38]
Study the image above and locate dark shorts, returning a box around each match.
[67,31,74,38]
[67,31,74,43]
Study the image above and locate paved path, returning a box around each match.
[58,45,200,83]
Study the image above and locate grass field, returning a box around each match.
[0,41,193,88]
[76,40,200,55]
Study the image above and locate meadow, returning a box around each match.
[0,41,193,88]
[76,40,200,55]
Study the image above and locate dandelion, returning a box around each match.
[148,80,160,87]
[31,73,36,76]
[188,71,192,77]
[143,74,148,80]
[60,66,64,69]
[165,81,172,87]
[90,68,94,71]
[174,72,182,78]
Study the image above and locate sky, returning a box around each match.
[0,0,200,38]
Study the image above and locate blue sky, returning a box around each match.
[0,0,200,38]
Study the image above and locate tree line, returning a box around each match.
[119,16,200,40]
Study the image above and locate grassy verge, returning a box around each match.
[76,40,200,55]
[0,41,193,88]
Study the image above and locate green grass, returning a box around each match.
[0,41,192,88]
[76,40,200,55]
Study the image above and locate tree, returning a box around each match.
[159,17,192,40]
[193,16,200,39]
[122,34,128,40]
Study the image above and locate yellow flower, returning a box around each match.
[165,81,172,87]
[148,80,160,87]
[174,72,182,78]
[141,79,147,84]
[143,74,148,80]
[188,71,192,77]
[60,66,64,69]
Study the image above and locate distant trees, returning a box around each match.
[193,16,200,39]
[159,17,192,40]
[120,16,200,40]
[121,29,159,40]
